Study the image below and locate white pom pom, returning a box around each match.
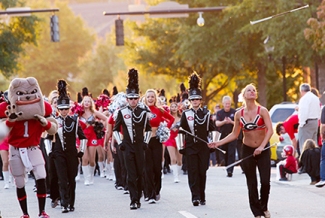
[0,121,9,142]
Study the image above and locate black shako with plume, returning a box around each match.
[57,79,70,109]
[126,68,140,98]
[188,72,202,100]
[112,86,118,96]
[82,87,89,97]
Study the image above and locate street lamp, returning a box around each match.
[264,36,287,102]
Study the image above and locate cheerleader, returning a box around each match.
[79,92,108,186]
[164,98,183,183]
[143,89,175,204]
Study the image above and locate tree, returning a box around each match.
[123,0,318,108]
[0,0,39,78]
[18,0,95,96]
[73,35,127,98]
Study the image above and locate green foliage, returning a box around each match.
[0,0,39,78]
[18,0,95,97]
[74,35,126,98]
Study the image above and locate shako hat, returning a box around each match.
[188,72,202,100]
[126,68,140,98]
[57,79,70,109]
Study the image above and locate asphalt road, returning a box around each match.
[0,166,324,218]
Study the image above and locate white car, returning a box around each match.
[268,102,297,163]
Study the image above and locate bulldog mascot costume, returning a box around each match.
[0,77,57,218]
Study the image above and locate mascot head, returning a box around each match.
[8,77,44,121]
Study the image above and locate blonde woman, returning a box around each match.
[164,101,182,183]
[209,84,273,218]
[79,96,108,185]
[143,89,174,203]
[299,139,320,185]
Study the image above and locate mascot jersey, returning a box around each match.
[0,102,52,148]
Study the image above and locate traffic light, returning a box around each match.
[115,19,124,46]
[50,15,60,42]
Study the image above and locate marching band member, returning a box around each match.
[179,72,215,206]
[45,80,87,213]
[113,69,152,210]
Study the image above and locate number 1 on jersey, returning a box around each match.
[23,121,29,137]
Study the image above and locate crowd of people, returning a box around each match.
[0,72,324,218]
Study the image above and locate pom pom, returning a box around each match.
[108,92,128,114]
[95,94,111,111]
[156,121,171,143]
[0,121,9,142]
[70,102,84,116]
[93,121,105,139]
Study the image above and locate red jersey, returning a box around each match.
[283,114,298,140]
[5,102,53,148]
[149,106,174,128]
[284,155,298,173]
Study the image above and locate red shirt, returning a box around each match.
[283,114,299,140]
[284,155,298,173]
[149,106,174,128]
[4,102,53,148]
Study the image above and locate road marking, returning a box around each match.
[179,211,198,218]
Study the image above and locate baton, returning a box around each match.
[250,4,309,25]
[179,127,226,154]
[225,143,277,170]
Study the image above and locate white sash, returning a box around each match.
[121,107,133,142]
[184,110,195,135]
[19,148,33,172]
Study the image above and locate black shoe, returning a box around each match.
[227,172,233,177]
[136,202,141,208]
[192,200,199,206]
[51,198,59,208]
[200,200,206,205]
[61,207,69,213]
[130,203,137,210]
[69,206,75,212]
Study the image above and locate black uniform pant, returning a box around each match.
[145,137,163,200]
[186,148,210,202]
[113,142,127,189]
[49,151,78,208]
[39,138,50,193]
[123,144,144,204]
[241,143,271,217]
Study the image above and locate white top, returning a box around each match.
[298,91,321,127]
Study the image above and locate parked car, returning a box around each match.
[268,102,297,165]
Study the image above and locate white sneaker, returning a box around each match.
[84,179,90,186]
[148,199,156,204]
[4,183,9,189]
[315,180,325,188]
[75,174,80,181]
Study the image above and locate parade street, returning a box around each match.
[0,166,324,218]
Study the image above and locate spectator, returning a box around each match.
[275,114,299,151]
[297,83,320,154]
[316,105,325,188]
[299,139,320,185]
[215,96,237,177]
[278,145,298,181]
